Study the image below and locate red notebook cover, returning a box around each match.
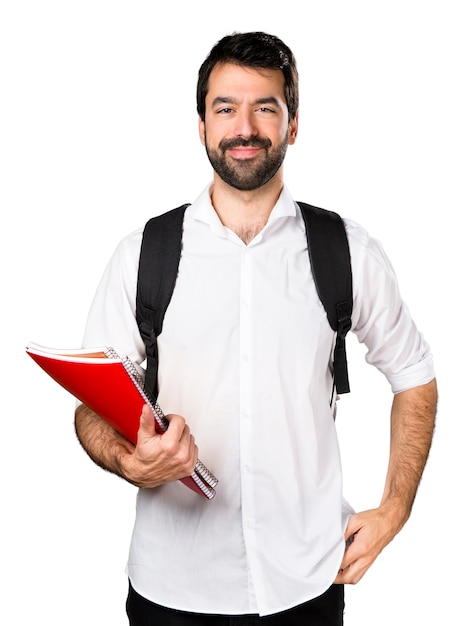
[26,344,217,499]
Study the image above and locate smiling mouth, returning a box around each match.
[227,146,262,159]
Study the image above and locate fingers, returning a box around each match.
[164,413,199,471]
[138,406,191,449]
[130,408,198,488]
[344,514,363,543]
[335,554,371,585]
[334,565,351,584]
[138,404,159,440]
[335,508,396,585]
[335,540,355,584]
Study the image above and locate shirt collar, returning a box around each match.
[188,183,298,234]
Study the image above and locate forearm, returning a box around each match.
[74,403,135,480]
[380,377,438,531]
[337,378,438,583]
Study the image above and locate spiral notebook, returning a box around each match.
[26,342,217,499]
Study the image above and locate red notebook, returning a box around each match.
[26,342,217,499]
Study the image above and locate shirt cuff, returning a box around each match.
[388,353,435,394]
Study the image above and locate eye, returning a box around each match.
[257,106,276,114]
[216,107,234,115]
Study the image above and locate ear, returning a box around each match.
[288,111,299,145]
[198,117,206,146]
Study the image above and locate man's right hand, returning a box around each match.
[74,402,198,489]
[120,405,199,489]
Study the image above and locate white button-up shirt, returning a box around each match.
[82,185,434,616]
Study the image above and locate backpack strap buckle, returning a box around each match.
[336,301,352,339]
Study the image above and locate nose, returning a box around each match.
[234,109,258,139]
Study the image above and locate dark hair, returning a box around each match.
[197,32,299,121]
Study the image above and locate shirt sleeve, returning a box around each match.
[346,219,435,394]
[81,228,146,367]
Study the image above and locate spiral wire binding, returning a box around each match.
[105,348,218,495]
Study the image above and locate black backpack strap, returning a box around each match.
[136,204,189,403]
[297,202,353,394]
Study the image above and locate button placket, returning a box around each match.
[239,247,256,532]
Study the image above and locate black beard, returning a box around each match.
[205,133,289,191]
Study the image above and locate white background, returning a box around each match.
[1,1,470,624]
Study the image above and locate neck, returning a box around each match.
[210,171,284,244]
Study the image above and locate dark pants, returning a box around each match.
[126,582,344,626]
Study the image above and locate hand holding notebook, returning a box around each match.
[26,342,218,499]
[124,404,199,489]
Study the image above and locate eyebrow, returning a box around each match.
[211,96,282,109]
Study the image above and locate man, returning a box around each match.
[75,32,437,625]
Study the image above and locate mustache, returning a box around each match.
[219,137,272,151]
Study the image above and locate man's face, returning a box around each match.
[199,63,298,191]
